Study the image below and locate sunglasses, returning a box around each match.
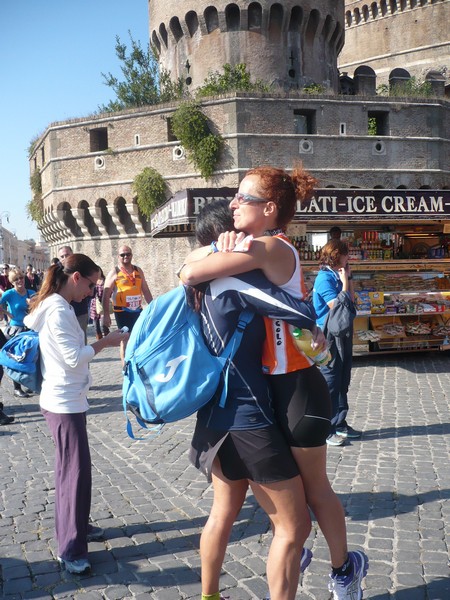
[82,275,97,290]
[120,253,132,258]
[13,277,24,282]
[234,192,268,205]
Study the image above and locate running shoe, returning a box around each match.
[328,550,369,600]
[326,433,346,446]
[336,425,362,439]
[57,556,91,574]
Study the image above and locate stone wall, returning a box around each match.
[149,0,345,92]
[339,0,450,85]
[31,93,449,294]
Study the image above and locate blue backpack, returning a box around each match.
[122,285,253,437]
[0,330,42,394]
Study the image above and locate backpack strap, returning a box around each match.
[217,309,254,408]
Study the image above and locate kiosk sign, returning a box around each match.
[297,190,450,220]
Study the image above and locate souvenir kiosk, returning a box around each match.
[292,189,450,355]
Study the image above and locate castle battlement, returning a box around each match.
[149,1,345,92]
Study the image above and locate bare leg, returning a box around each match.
[250,475,311,600]
[291,445,348,568]
[200,460,249,595]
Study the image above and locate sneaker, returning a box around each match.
[14,389,29,398]
[326,433,346,446]
[87,524,104,541]
[336,425,362,439]
[262,547,313,599]
[57,556,91,574]
[0,411,14,425]
[328,550,369,600]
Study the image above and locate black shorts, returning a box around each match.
[270,366,331,448]
[114,311,141,332]
[189,423,299,483]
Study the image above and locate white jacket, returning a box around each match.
[24,294,95,413]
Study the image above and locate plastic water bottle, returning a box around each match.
[292,328,331,366]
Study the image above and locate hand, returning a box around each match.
[337,267,349,284]
[217,231,246,252]
[103,328,129,348]
[311,326,327,353]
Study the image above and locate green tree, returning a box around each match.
[99,32,184,112]
[196,63,271,98]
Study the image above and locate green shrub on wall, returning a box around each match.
[27,169,44,223]
[171,102,223,180]
[133,167,167,217]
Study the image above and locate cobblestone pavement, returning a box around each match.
[0,331,449,599]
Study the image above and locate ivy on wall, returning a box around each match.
[27,169,44,223]
[133,166,167,217]
[171,101,223,180]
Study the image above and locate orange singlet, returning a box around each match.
[262,234,313,374]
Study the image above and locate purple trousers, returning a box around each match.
[43,410,91,560]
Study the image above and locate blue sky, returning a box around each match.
[0,0,149,241]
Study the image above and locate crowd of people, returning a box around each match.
[0,164,368,598]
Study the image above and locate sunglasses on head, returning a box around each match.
[234,192,268,204]
[120,253,132,258]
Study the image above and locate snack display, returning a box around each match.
[405,321,432,335]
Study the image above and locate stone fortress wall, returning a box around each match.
[149,0,345,92]
[339,0,449,85]
[33,91,448,295]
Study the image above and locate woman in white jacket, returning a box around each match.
[25,254,128,574]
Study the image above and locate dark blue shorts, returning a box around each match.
[113,310,141,332]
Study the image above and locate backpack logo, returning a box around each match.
[154,355,188,382]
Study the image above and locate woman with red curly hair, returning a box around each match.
[181,166,368,600]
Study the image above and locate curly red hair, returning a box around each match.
[245,164,318,229]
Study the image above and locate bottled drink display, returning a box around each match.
[292,328,331,366]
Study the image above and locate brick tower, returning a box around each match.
[149,0,345,92]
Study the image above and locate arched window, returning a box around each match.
[305,9,320,43]
[354,8,362,23]
[169,16,183,42]
[268,3,284,37]
[248,2,262,30]
[362,5,370,21]
[159,23,168,47]
[346,10,352,26]
[185,11,199,37]
[322,15,333,39]
[225,3,240,31]
[289,6,303,32]
[204,6,219,33]
[390,0,397,14]
[381,0,388,16]
[371,2,379,18]
[151,30,161,54]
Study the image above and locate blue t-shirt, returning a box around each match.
[313,267,342,328]
[0,288,36,327]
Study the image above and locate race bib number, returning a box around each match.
[126,295,141,311]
